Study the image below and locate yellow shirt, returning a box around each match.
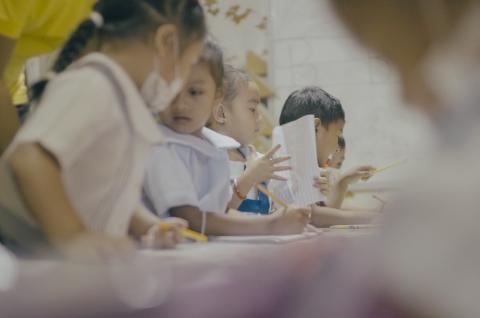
[0,0,97,105]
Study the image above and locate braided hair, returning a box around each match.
[30,0,206,102]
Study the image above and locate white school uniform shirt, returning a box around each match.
[143,125,240,217]
[5,53,163,237]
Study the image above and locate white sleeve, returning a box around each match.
[143,144,199,216]
[15,71,117,169]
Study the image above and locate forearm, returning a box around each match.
[228,172,256,209]
[326,182,348,208]
[170,205,276,236]
[311,205,374,227]
[10,143,85,243]
[129,205,160,238]
[0,82,20,154]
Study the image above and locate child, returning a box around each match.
[143,41,311,236]
[0,0,207,259]
[209,65,291,215]
[277,86,377,227]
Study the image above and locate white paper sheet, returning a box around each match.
[209,231,322,244]
[269,115,325,207]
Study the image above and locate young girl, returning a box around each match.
[209,65,291,215]
[143,41,311,236]
[0,0,207,259]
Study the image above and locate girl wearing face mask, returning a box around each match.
[0,0,207,260]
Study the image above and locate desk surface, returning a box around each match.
[0,229,378,318]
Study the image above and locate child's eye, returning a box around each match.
[249,107,256,113]
[189,87,204,97]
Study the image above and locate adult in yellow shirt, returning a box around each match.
[0,0,97,154]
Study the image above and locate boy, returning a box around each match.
[275,86,376,227]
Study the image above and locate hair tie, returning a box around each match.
[90,11,104,28]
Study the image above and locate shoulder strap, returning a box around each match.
[76,61,135,132]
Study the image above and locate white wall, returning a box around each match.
[269,0,433,176]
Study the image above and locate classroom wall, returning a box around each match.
[269,0,433,175]
[201,0,270,67]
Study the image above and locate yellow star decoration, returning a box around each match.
[226,5,253,25]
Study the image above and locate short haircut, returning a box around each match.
[222,64,251,107]
[199,38,225,92]
[279,86,345,127]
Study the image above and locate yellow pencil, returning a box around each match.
[374,159,408,174]
[159,222,208,242]
[256,184,289,210]
[329,224,380,230]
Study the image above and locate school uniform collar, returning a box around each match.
[159,125,240,157]
[77,53,163,145]
[202,128,241,149]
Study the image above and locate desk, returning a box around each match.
[0,230,378,318]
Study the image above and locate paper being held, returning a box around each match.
[269,115,325,207]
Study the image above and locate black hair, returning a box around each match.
[198,38,224,93]
[30,0,207,102]
[222,64,251,107]
[338,136,346,149]
[279,86,345,128]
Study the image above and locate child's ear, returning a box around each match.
[212,103,227,124]
[314,118,321,133]
[154,24,178,58]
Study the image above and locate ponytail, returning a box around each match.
[29,0,207,103]
[29,18,98,102]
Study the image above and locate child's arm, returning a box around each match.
[10,143,134,258]
[228,172,257,209]
[129,205,187,249]
[317,166,375,209]
[229,145,290,209]
[310,204,377,228]
[170,205,310,236]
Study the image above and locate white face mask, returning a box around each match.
[141,43,184,114]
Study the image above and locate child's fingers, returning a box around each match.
[173,228,184,244]
[162,231,177,249]
[164,217,188,229]
[272,165,291,172]
[296,208,312,223]
[264,144,282,159]
[141,231,156,249]
[270,174,288,181]
[271,156,290,164]
[358,171,373,180]
[320,171,330,178]
[157,229,177,249]
[313,176,329,185]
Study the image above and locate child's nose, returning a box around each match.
[173,93,189,111]
[256,112,263,125]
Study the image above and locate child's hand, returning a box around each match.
[313,170,331,196]
[141,217,188,249]
[58,232,135,262]
[338,165,375,186]
[270,206,311,235]
[244,144,291,184]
